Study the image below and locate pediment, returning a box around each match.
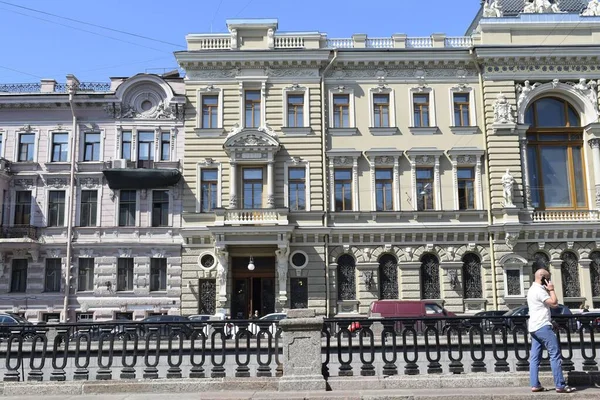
[224,128,280,149]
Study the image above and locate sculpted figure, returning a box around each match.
[215,248,229,295]
[516,80,540,110]
[483,0,503,17]
[582,0,600,16]
[502,169,515,207]
[230,28,238,49]
[494,92,514,123]
[275,246,290,293]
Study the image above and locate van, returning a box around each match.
[368,300,456,318]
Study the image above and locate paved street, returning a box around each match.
[1,387,600,399]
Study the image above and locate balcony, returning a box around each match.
[214,208,289,226]
[532,210,600,222]
[102,160,181,190]
[0,225,38,240]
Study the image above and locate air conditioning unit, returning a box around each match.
[111,159,127,169]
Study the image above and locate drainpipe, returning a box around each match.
[63,78,78,322]
[321,50,337,318]
[471,49,498,310]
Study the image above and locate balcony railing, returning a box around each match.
[274,35,305,48]
[0,225,38,240]
[532,210,600,222]
[365,37,394,48]
[406,36,434,48]
[0,82,110,94]
[214,208,289,226]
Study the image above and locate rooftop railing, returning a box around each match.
[0,82,111,94]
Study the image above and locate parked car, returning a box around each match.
[367,300,456,333]
[576,311,600,332]
[467,310,508,333]
[248,313,286,337]
[503,304,576,331]
[140,315,192,339]
[0,313,35,340]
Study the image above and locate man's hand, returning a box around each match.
[545,280,555,292]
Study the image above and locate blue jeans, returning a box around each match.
[530,325,566,389]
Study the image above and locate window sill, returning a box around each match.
[369,127,399,136]
[328,127,359,136]
[450,126,479,135]
[281,127,312,136]
[194,128,224,137]
[409,126,439,135]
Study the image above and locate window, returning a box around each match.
[77,258,94,292]
[119,190,136,226]
[245,90,261,128]
[334,169,352,211]
[420,254,440,299]
[287,94,304,128]
[160,132,170,161]
[457,168,475,210]
[379,254,398,299]
[290,278,308,309]
[150,258,167,291]
[80,190,97,227]
[413,94,430,127]
[200,169,218,212]
[453,93,470,127]
[18,133,35,162]
[525,97,585,210]
[138,131,154,166]
[202,95,219,128]
[505,269,522,296]
[10,259,27,293]
[121,131,132,160]
[117,258,134,291]
[77,313,94,322]
[333,94,350,128]
[152,190,169,227]
[51,133,68,162]
[48,191,66,227]
[44,258,61,292]
[462,254,482,299]
[375,169,393,211]
[373,94,390,128]
[14,191,31,225]
[337,255,356,300]
[416,168,434,211]
[288,168,306,211]
[242,168,263,209]
[83,132,100,161]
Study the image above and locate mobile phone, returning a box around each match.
[541,277,549,287]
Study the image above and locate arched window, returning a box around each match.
[525,97,586,210]
[561,251,580,298]
[379,254,398,299]
[462,253,482,299]
[533,251,550,272]
[420,254,440,299]
[590,251,600,298]
[337,254,356,301]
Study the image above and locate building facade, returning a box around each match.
[0,73,185,322]
[176,0,600,318]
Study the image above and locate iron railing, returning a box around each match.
[0,225,38,240]
[0,315,598,382]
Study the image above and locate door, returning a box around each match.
[231,256,275,319]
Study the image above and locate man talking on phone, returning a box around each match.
[527,262,576,393]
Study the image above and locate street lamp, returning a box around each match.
[247,256,255,271]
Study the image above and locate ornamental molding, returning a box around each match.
[117,248,132,258]
[11,178,34,189]
[516,80,599,125]
[150,248,166,258]
[185,67,320,80]
[493,92,515,124]
[78,177,100,188]
[46,249,61,259]
[482,59,600,79]
[326,66,477,80]
[46,177,68,188]
[79,248,94,258]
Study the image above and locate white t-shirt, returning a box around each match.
[527,282,552,332]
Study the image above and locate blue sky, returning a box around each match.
[0,0,481,83]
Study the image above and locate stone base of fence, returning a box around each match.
[0,372,597,396]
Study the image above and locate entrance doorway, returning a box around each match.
[231,256,275,319]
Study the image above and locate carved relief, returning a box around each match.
[493,92,514,124]
[46,177,68,188]
[78,177,99,188]
[570,78,598,109]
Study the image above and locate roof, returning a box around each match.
[500,0,587,16]
[466,0,589,34]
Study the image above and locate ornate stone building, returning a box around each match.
[177,0,600,318]
[0,73,185,322]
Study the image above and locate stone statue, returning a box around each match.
[502,169,515,207]
[523,0,563,13]
[275,246,290,293]
[215,248,228,296]
[267,28,275,49]
[493,92,514,124]
[230,28,238,49]
[573,78,598,107]
[483,0,503,17]
[583,0,600,16]
[516,80,540,110]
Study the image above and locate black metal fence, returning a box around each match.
[0,315,599,382]
[0,320,282,381]
[322,315,599,377]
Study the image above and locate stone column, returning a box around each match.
[278,309,326,391]
[520,137,532,209]
[588,138,600,209]
[579,259,594,308]
[229,162,238,209]
[267,161,275,208]
[550,260,564,300]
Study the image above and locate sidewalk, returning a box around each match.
[2,387,600,400]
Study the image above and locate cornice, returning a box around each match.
[175,50,331,66]
[475,46,600,59]
[333,50,474,63]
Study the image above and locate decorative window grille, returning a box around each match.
[198,279,216,315]
[462,253,483,299]
[561,251,581,298]
[590,251,600,297]
[420,254,440,299]
[337,254,356,300]
[379,254,398,299]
